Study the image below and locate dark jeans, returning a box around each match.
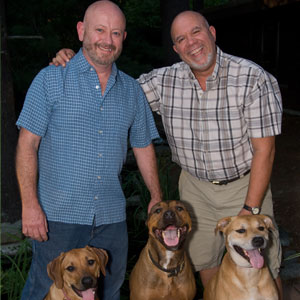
[21,221,128,300]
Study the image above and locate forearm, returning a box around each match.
[16,130,40,209]
[244,136,275,208]
[15,128,48,241]
[133,143,162,203]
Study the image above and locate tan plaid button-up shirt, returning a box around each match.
[138,47,282,182]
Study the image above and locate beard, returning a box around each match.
[183,51,215,72]
[83,40,122,66]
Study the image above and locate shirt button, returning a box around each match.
[94,196,98,200]
[96,85,100,89]
[97,176,101,180]
[98,153,102,158]
[98,130,103,134]
[90,68,93,71]
[100,106,104,111]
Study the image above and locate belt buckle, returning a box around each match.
[211,180,220,185]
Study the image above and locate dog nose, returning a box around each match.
[82,276,94,288]
[252,236,264,248]
[163,210,175,220]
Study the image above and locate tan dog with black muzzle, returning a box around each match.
[129,200,196,300]
[44,245,108,300]
[204,215,279,300]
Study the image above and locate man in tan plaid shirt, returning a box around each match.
[138,11,283,299]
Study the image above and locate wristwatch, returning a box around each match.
[243,204,261,215]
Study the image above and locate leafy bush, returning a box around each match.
[1,239,32,300]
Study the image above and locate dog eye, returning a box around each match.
[66,266,75,272]
[236,229,246,234]
[176,206,184,211]
[88,259,95,266]
[154,208,162,214]
[258,226,265,231]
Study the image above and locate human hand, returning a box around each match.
[22,203,48,242]
[238,207,253,216]
[147,198,161,214]
[49,48,75,67]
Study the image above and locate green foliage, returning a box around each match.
[6,0,86,111]
[108,0,164,76]
[204,0,230,8]
[122,149,179,236]
[123,0,161,28]
[284,252,300,261]
[1,239,32,300]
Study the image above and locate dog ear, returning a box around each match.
[260,214,275,231]
[47,253,65,289]
[87,246,108,276]
[215,217,232,234]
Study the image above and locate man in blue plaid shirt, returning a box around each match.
[16,1,162,300]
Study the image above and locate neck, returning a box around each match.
[148,238,184,269]
[191,54,217,91]
[192,66,215,91]
[83,52,113,95]
[82,48,113,76]
[148,249,185,278]
[62,288,73,300]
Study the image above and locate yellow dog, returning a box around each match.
[204,215,278,300]
[44,246,108,300]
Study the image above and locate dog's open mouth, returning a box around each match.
[71,286,97,300]
[233,245,265,269]
[154,225,188,249]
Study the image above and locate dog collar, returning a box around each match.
[148,250,185,277]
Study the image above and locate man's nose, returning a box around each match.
[102,32,113,44]
[185,35,196,45]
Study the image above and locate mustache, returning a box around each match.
[96,43,116,51]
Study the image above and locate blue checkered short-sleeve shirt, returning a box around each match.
[16,49,159,226]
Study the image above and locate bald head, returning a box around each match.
[170,10,217,75]
[83,0,126,30]
[171,11,209,43]
[77,0,127,69]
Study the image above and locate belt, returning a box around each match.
[210,170,250,185]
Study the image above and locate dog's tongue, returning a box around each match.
[247,249,264,269]
[81,289,95,300]
[163,226,179,247]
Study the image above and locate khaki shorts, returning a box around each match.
[179,169,282,279]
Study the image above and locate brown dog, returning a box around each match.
[204,215,279,300]
[129,200,196,300]
[44,246,108,300]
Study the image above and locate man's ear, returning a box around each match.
[123,31,127,41]
[173,44,179,55]
[209,25,216,41]
[77,21,84,42]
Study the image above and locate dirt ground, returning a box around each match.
[272,113,300,252]
[271,109,300,298]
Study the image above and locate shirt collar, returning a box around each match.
[210,46,222,81]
